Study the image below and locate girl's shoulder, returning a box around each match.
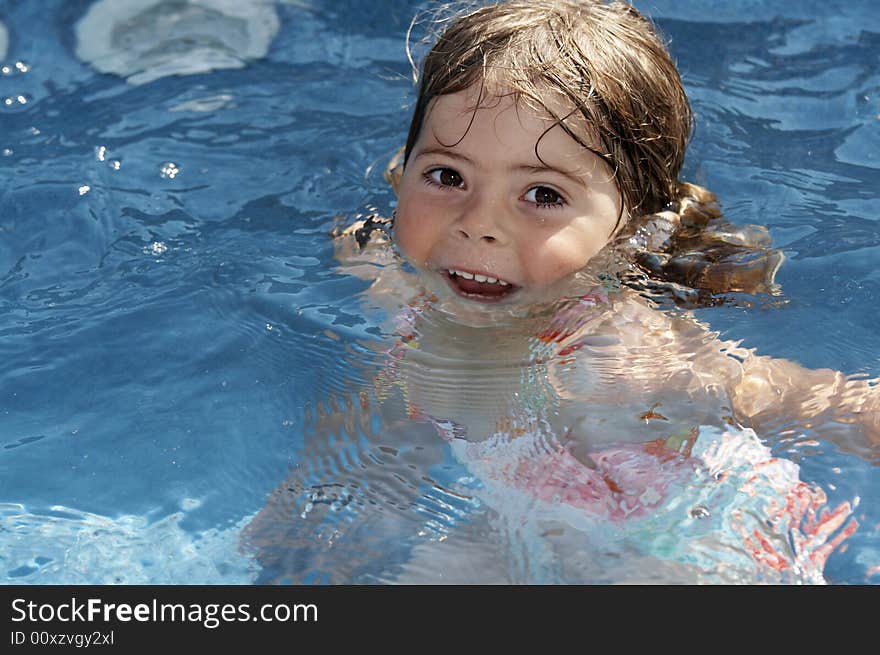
[329,212,401,293]
[547,284,719,356]
[330,212,394,252]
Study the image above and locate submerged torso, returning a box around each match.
[242,262,856,584]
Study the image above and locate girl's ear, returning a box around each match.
[384,146,405,196]
[388,164,403,195]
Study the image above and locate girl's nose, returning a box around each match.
[453,196,507,245]
[455,225,498,243]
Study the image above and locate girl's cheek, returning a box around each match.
[392,211,426,259]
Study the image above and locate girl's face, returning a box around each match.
[394,87,623,304]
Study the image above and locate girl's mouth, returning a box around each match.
[443,268,519,302]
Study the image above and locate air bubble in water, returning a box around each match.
[1,61,29,76]
[689,505,710,519]
[159,162,179,179]
[2,94,29,108]
[143,241,168,256]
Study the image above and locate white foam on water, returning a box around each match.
[74,0,280,85]
[0,503,259,584]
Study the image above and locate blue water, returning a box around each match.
[1,0,878,584]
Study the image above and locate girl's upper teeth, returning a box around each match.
[448,269,509,286]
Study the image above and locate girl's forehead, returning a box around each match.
[426,85,561,128]
[420,88,604,169]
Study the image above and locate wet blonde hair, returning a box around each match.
[389,0,782,303]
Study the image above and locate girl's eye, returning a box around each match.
[426,167,464,188]
[524,186,565,207]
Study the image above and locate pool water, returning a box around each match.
[1,0,878,584]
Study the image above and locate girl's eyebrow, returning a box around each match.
[514,164,588,188]
[413,146,475,166]
[414,147,587,187]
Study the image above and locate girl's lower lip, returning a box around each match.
[441,270,518,303]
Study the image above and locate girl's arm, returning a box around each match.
[724,345,880,453]
[587,296,879,457]
[622,297,880,454]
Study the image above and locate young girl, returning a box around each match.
[242,0,878,583]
